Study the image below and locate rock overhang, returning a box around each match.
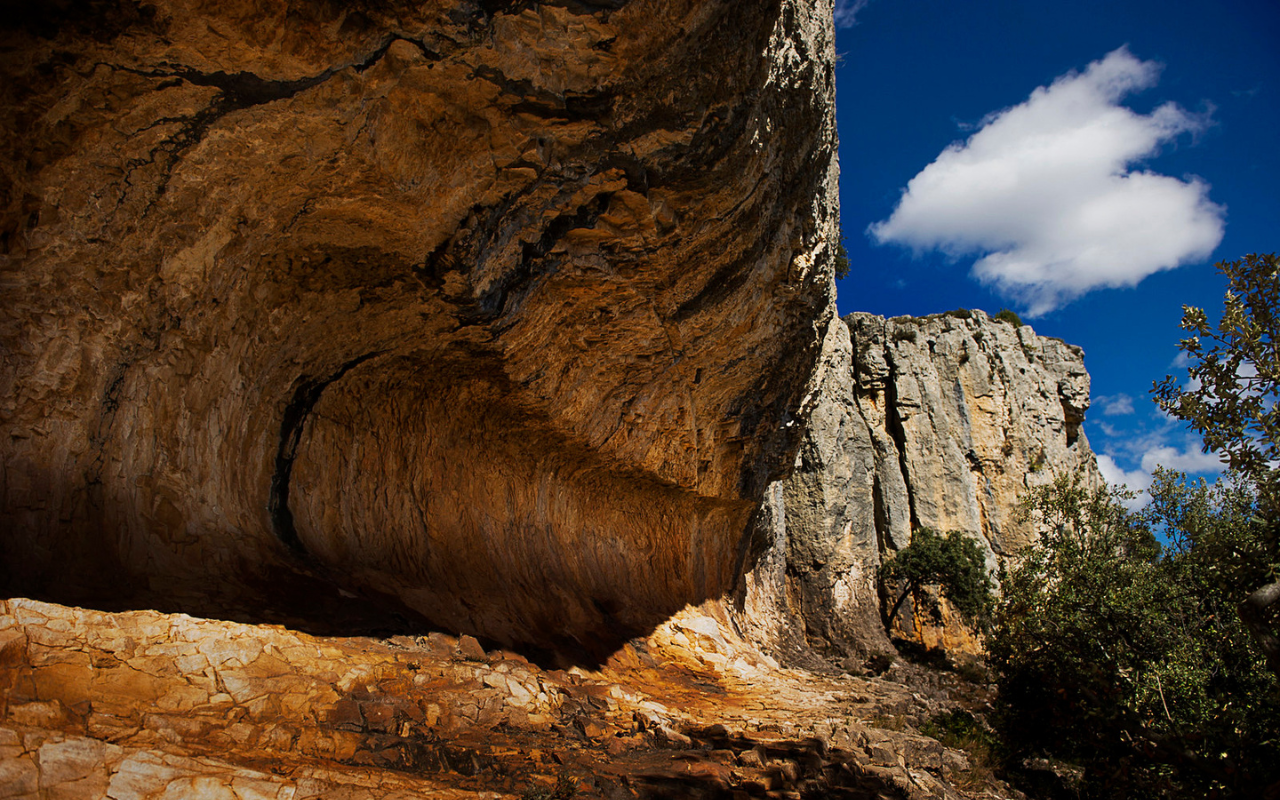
[0,0,840,658]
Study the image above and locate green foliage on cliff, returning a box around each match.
[834,233,851,280]
[881,527,993,629]
[891,326,918,344]
[994,308,1023,326]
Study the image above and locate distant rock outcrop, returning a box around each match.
[746,310,1102,660]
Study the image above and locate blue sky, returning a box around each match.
[832,0,1280,502]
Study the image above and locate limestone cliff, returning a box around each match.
[1,1,1094,797]
[752,310,1103,660]
[0,0,838,657]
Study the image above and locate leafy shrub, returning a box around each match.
[880,527,993,629]
[988,472,1280,798]
[993,308,1022,326]
[923,710,1001,789]
[944,308,973,320]
[891,326,918,344]
[1027,449,1046,473]
[922,709,992,750]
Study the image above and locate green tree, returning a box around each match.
[833,232,851,280]
[989,255,1280,797]
[988,472,1280,798]
[1153,252,1280,675]
[880,527,993,629]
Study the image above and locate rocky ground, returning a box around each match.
[0,598,1017,799]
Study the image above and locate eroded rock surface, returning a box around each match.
[0,597,1019,799]
[849,311,1098,556]
[756,311,1102,658]
[1,0,1106,794]
[0,0,838,654]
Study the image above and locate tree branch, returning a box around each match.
[1239,579,1280,676]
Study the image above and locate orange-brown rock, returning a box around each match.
[0,0,1102,795]
[1,597,1019,799]
[0,0,839,654]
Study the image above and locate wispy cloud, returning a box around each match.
[1095,393,1135,416]
[1097,454,1153,509]
[1139,445,1225,474]
[834,0,871,28]
[868,47,1225,316]
[1096,428,1225,508]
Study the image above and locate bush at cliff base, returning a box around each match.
[989,473,1279,798]
[988,255,1280,799]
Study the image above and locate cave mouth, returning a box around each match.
[6,346,761,668]
[0,0,838,668]
[277,350,760,661]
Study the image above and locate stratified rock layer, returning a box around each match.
[753,311,1102,659]
[0,0,838,653]
[0,597,1019,799]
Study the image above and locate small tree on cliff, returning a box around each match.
[833,231,851,280]
[880,527,993,630]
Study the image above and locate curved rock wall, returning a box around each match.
[0,0,839,656]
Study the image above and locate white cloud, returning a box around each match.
[1139,445,1225,474]
[1095,393,1135,416]
[868,47,1225,316]
[1098,439,1225,509]
[1096,420,1121,437]
[1098,454,1153,509]
[834,0,871,28]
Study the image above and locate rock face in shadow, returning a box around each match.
[749,311,1103,660]
[0,0,839,655]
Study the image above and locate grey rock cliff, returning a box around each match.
[746,309,1103,660]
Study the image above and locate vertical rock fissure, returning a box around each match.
[848,359,891,559]
[1063,396,1083,447]
[85,364,131,490]
[880,344,918,532]
[268,352,382,556]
